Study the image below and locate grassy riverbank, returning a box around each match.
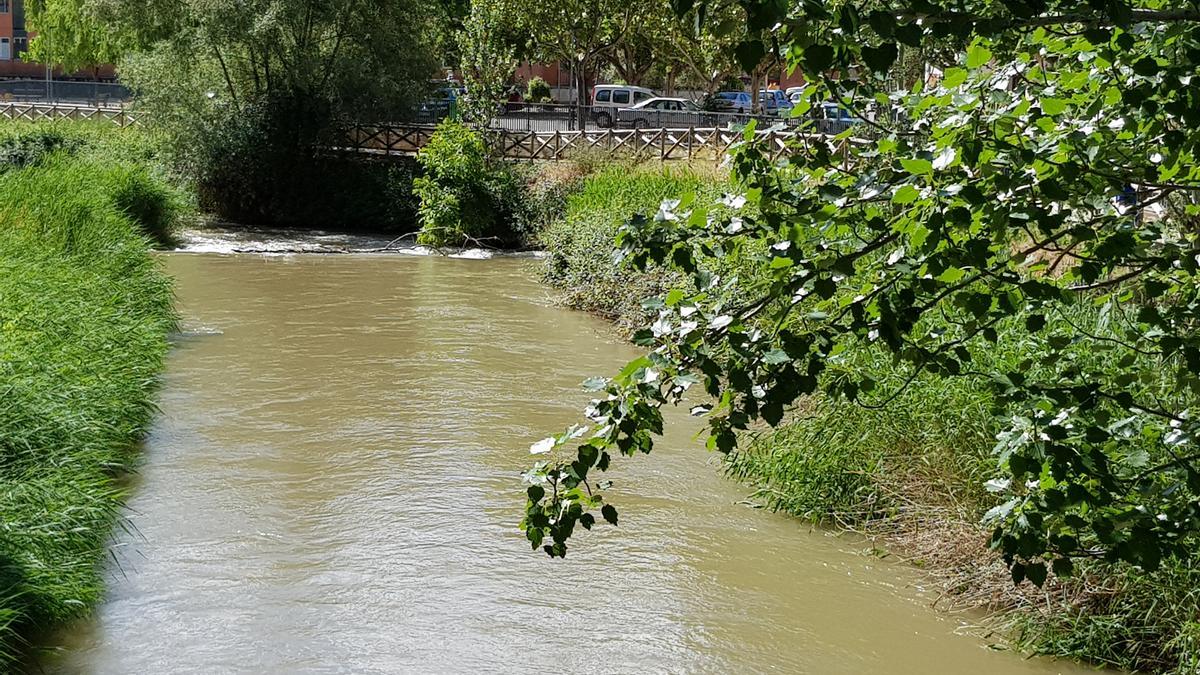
[536,158,1200,673]
[0,133,177,664]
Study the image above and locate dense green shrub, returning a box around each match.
[180,99,419,231]
[0,128,82,171]
[539,163,735,327]
[526,77,551,103]
[0,156,175,666]
[413,121,528,247]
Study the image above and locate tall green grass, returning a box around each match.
[539,163,733,329]
[724,311,1200,672]
[0,123,187,246]
[0,153,175,665]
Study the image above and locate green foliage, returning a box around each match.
[540,163,736,326]
[457,0,518,124]
[522,0,1200,617]
[163,99,419,230]
[0,129,82,171]
[0,123,187,244]
[526,77,551,102]
[1008,555,1200,673]
[106,165,184,246]
[0,155,174,666]
[88,0,440,230]
[24,0,130,71]
[413,121,528,247]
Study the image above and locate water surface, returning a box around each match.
[41,253,1090,673]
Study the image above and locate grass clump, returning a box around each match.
[0,123,188,246]
[725,308,1200,672]
[539,162,735,330]
[0,153,176,665]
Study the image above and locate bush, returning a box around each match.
[413,121,527,247]
[540,163,735,327]
[169,97,419,232]
[0,155,174,666]
[0,128,81,171]
[526,76,551,103]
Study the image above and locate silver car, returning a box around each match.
[616,97,713,128]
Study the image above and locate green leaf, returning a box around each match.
[941,67,967,89]
[892,184,921,204]
[868,10,896,37]
[966,43,992,69]
[805,44,835,73]
[900,158,932,175]
[862,43,898,73]
[1025,562,1047,587]
[763,349,790,365]
[734,39,766,72]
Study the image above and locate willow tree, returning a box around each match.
[523,0,1200,592]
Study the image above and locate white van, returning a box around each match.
[591,85,656,127]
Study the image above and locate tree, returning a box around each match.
[521,0,1200,586]
[457,0,518,125]
[24,0,129,72]
[500,0,647,124]
[657,0,744,94]
[33,0,440,224]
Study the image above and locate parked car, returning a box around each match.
[760,89,793,115]
[616,97,713,128]
[418,84,463,121]
[715,91,752,113]
[816,102,863,133]
[591,85,656,127]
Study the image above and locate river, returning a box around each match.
[37,251,1091,673]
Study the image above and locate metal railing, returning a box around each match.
[0,79,131,106]
[403,101,840,132]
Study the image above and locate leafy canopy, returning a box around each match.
[522,0,1200,585]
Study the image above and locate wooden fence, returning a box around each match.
[332,122,855,164]
[0,101,141,126]
[1,103,856,164]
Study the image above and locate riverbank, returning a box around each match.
[0,130,177,665]
[536,157,1200,674]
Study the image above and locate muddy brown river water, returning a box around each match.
[38,252,1094,673]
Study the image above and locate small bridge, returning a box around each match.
[333,122,854,163]
[1,102,854,163]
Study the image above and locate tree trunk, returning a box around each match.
[575,57,590,131]
[749,69,762,115]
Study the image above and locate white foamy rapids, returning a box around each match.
[172,226,546,258]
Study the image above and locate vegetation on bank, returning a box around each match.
[0,131,177,665]
[534,154,1200,672]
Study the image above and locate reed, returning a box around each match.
[0,153,175,665]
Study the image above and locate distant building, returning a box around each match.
[0,0,115,79]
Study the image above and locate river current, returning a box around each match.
[38,250,1091,673]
